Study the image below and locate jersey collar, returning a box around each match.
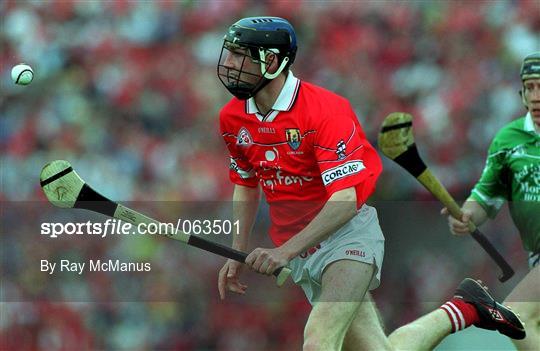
[246,71,300,115]
[524,112,539,135]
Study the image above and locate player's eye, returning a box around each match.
[524,82,540,91]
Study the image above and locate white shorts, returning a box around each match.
[288,204,385,304]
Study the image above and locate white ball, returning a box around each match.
[11,64,34,85]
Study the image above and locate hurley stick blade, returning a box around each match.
[378,112,414,160]
[40,160,85,208]
[378,112,427,178]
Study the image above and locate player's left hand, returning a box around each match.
[245,247,290,275]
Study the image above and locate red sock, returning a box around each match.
[440,298,480,333]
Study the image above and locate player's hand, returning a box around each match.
[218,259,247,300]
[245,247,289,276]
[440,207,473,236]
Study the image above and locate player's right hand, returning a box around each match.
[218,259,247,300]
[440,207,473,236]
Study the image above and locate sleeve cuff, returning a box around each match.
[470,189,505,218]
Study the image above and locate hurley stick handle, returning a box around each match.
[416,170,477,232]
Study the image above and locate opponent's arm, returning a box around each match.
[245,187,357,274]
[462,199,489,226]
[441,137,505,235]
[442,199,489,235]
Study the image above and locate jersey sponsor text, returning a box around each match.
[263,170,314,189]
[321,161,365,185]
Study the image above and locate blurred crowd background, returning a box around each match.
[1,0,539,350]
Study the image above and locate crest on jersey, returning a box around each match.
[237,127,253,146]
[336,140,346,160]
[285,128,302,150]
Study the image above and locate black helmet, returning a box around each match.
[520,52,540,81]
[519,52,540,107]
[217,17,297,100]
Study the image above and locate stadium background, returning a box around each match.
[1,0,539,350]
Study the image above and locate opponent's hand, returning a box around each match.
[218,259,247,300]
[245,247,289,276]
[440,207,473,236]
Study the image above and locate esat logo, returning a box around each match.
[285,128,302,150]
[237,127,253,146]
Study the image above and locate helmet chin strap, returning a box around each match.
[259,48,289,79]
[520,87,529,109]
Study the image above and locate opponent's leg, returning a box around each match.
[505,265,540,350]
[302,260,374,351]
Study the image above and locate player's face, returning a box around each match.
[221,44,262,85]
[523,78,540,124]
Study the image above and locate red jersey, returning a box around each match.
[220,72,382,246]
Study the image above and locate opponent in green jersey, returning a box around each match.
[470,112,540,253]
[443,52,540,351]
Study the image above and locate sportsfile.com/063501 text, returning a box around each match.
[40,219,241,238]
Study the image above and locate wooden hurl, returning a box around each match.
[378,112,514,282]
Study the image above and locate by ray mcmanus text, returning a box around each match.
[41,259,152,275]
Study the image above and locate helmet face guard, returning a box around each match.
[217,41,279,100]
[217,17,297,100]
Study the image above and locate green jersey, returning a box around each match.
[470,113,540,253]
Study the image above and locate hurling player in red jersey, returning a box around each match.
[216,17,525,351]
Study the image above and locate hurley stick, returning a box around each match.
[378,112,514,282]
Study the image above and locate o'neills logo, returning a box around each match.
[321,161,365,185]
[258,127,275,134]
[237,127,252,146]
